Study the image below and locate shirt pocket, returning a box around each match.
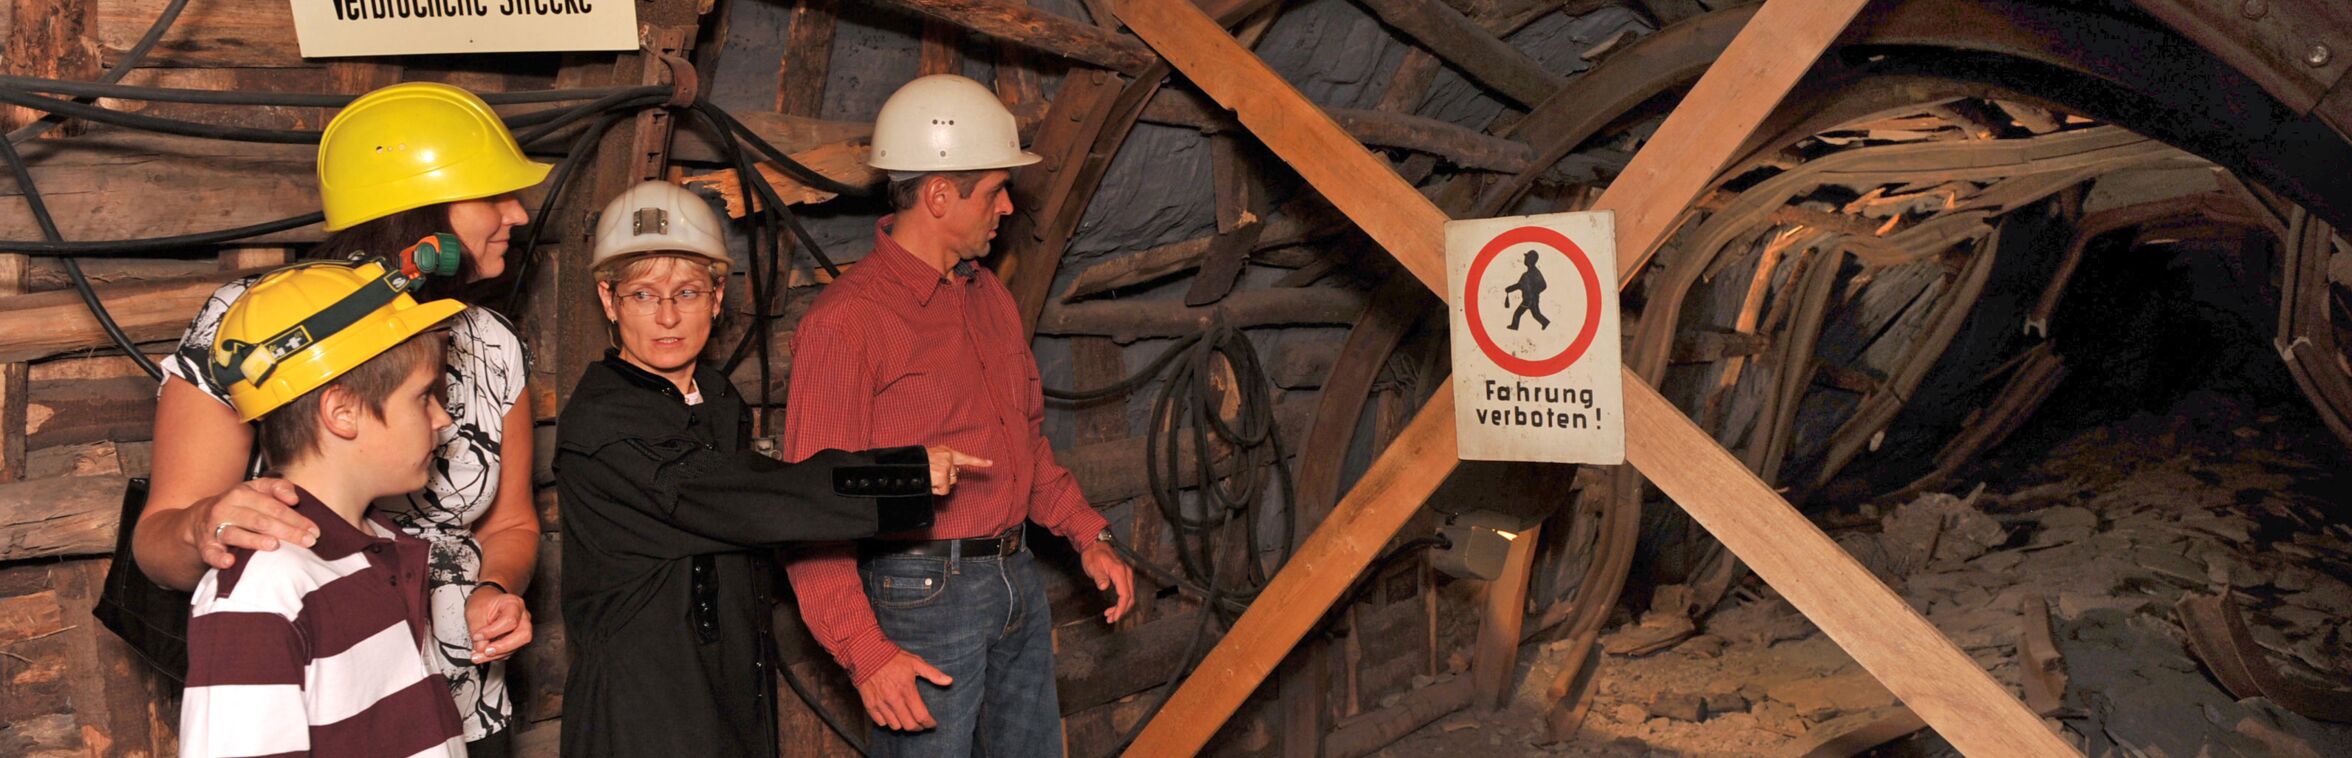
[998,349,1043,418]
[859,558,950,610]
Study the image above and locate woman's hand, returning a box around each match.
[922,447,993,496]
[180,478,318,570]
[464,584,533,663]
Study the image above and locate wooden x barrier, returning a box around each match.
[1108,0,2078,755]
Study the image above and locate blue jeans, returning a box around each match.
[859,548,1062,757]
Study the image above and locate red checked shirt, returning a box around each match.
[782,218,1109,684]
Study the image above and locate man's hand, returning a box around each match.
[464,584,533,663]
[923,446,993,496]
[183,478,317,570]
[1080,541,1135,624]
[856,651,954,731]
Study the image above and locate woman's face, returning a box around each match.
[446,195,529,281]
[598,256,725,382]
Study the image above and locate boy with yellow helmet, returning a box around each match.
[182,258,467,758]
[141,81,548,755]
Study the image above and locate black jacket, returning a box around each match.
[554,353,932,758]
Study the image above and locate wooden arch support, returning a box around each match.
[1105,0,2079,756]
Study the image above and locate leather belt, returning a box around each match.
[859,529,1024,561]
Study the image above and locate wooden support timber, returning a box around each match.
[1110,0,2073,755]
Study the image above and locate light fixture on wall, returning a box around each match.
[1430,510,1523,581]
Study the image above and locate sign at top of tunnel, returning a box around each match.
[1447,211,1625,465]
[289,0,638,57]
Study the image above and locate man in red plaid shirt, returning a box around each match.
[782,74,1136,756]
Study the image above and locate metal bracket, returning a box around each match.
[628,26,696,184]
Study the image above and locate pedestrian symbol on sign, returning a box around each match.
[1505,250,1550,331]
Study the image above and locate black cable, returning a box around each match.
[3,94,658,255]
[511,91,672,145]
[705,103,876,199]
[0,213,328,255]
[500,111,632,314]
[4,0,192,380]
[0,76,658,107]
[0,88,322,143]
[1044,322,1297,613]
[0,127,164,381]
[5,0,189,145]
[0,85,673,147]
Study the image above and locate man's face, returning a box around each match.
[358,360,452,493]
[936,170,1015,262]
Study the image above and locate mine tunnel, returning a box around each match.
[1,0,2349,756]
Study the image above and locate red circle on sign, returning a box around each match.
[1463,225,1604,378]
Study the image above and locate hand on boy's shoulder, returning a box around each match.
[198,539,333,606]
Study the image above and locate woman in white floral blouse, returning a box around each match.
[135,82,547,755]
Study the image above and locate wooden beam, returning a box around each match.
[1109,1,1448,292]
[1352,0,1566,109]
[1618,376,2067,756]
[1113,1,2073,755]
[774,0,838,116]
[1599,0,1867,284]
[1036,286,1367,342]
[0,132,323,245]
[920,20,966,76]
[1128,375,1462,755]
[671,112,871,165]
[0,265,271,364]
[548,8,703,408]
[0,474,129,561]
[0,254,24,483]
[1471,522,1538,710]
[871,0,1155,75]
[1142,93,1535,172]
[93,0,301,67]
[7,0,99,130]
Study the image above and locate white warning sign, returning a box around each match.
[1447,211,1624,464]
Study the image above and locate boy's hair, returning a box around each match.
[887,170,991,211]
[256,331,448,468]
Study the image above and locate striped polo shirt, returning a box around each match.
[180,486,465,758]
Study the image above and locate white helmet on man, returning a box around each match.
[867,74,1041,174]
[591,180,731,273]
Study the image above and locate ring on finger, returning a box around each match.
[213,521,239,543]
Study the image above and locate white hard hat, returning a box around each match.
[868,74,1042,173]
[592,180,731,272]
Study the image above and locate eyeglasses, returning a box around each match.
[613,288,710,315]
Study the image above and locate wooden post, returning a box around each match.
[550,14,702,408]
[1110,0,2075,755]
[775,0,838,117]
[1471,522,1539,710]
[0,254,26,484]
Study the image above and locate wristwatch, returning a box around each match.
[1096,528,1115,547]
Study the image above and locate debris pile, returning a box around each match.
[1388,395,2352,755]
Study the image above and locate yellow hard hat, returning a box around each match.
[210,259,466,422]
[317,82,552,231]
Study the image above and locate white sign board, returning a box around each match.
[289,0,638,57]
[1446,211,1624,464]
